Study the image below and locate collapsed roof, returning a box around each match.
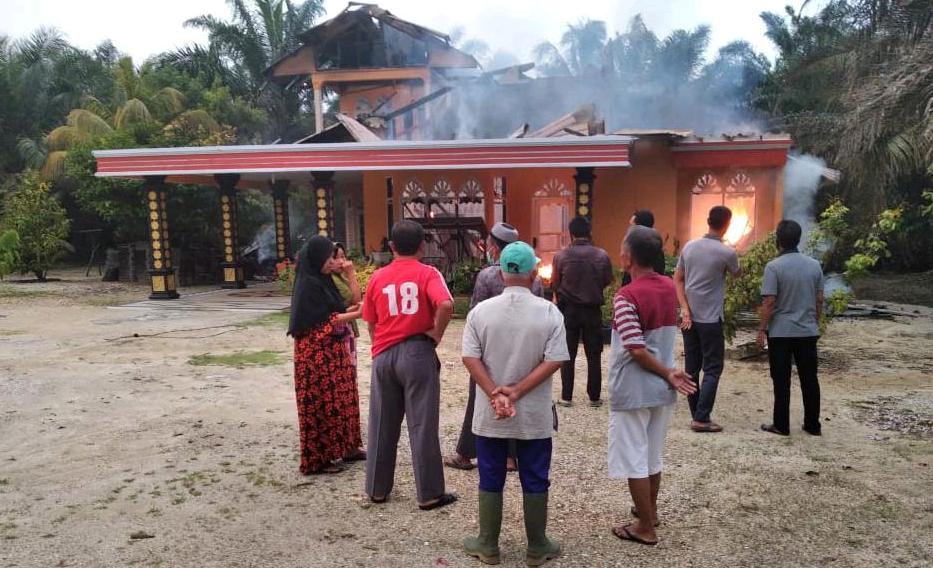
[268,2,478,79]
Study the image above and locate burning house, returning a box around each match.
[93,2,791,299]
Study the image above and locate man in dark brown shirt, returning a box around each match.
[551,216,615,407]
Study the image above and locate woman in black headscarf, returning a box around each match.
[288,236,363,474]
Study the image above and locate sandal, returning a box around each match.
[611,524,657,546]
[344,448,367,462]
[690,421,723,433]
[306,462,343,475]
[760,423,789,436]
[630,506,660,527]
[418,492,458,511]
[369,494,389,504]
[444,454,476,471]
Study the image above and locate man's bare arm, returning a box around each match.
[673,267,692,330]
[426,299,454,344]
[757,295,776,348]
[629,347,696,396]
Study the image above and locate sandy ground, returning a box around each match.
[1,269,931,568]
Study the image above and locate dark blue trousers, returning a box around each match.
[476,436,551,494]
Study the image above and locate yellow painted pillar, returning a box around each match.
[574,167,596,222]
[271,180,291,261]
[144,176,179,299]
[312,172,336,238]
[215,174,246,289]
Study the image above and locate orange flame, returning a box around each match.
[724,210,752,246]
[537,264,553,281]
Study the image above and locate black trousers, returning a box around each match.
[558,302,604,402]
[455,379,516,460]
[767,336,821,434]
[683,321,725,423]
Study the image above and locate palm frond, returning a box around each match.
[16,138,48,169]
[41,150,68,181]
[151,87,187,117]
[66,108,113,136]
[46,125,84,151]
[79,95,112,121]
[114,99,152,129]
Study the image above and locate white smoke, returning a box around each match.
[783,153,826,250]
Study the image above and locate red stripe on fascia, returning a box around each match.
[97,143,630,161]
[96,144,629,166]
[97,152,628,172]
[97,150,627,169]
[97,151,629,171]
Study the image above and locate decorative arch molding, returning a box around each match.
[534,178,571,198]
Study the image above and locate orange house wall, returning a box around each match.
[359,141,786,265]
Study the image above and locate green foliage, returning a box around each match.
[0,171,71,280]
[723,232,779,343]
[820,288,855,334]
[447,260,483,296]
[844,207,902,281]
[189,350,283,367]
[922,189,933,220]
[0,229,21,279]
[806,199,850,259]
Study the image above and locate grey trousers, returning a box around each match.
[365,336,446,502]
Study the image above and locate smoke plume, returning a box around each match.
[782,153,826,249]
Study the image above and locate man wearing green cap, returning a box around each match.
[461,241,569,566]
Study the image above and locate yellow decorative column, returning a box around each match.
[574,167,596,222]
[271,180,291,262]
[144,176,179,299]
[312,172,336,238]
[215,174,246,289]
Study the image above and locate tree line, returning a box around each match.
[0,0,930,280]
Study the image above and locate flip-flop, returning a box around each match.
[630,507,661,527]
[419,492,458,511]
[444,455,476,471]
[612,524,658,546]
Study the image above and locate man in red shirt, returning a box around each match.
[362,220,457,510]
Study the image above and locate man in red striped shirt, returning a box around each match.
[607,226,695,546]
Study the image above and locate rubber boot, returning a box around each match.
[463,490,502,565]
[523,492,561,566]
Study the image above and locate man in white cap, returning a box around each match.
[445,222,545,471]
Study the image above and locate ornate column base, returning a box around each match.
[149,269,179,299]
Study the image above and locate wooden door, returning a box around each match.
[532,196,572,266]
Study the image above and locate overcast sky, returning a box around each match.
[2,0,826,65]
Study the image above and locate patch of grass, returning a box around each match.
[247,311,290,328]
[243,469,282,488]
[452,296,471,319]
[0,521,16,531]
[188,350,284,368]
[0,286,59,300]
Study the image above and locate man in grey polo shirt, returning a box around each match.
[674,205,740,433]
[461,241,568,566]
[757,219,824,436]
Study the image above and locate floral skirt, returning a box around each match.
[293,317,362,474]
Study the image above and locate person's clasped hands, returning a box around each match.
[489,385,517,419]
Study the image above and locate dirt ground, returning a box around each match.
[1,269,931,568]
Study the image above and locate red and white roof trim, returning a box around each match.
[94,136,635,178]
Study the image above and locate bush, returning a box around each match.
[0,229,20,279]
[0,171,71,280]
[723,233,779,343]
[447,260,482,295]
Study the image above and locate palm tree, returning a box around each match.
[533,19,607,77]
[18,56,198,180]
[165,0,325,141]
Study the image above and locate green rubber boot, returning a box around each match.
[523,492,561,567]
[463,490,503,565]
